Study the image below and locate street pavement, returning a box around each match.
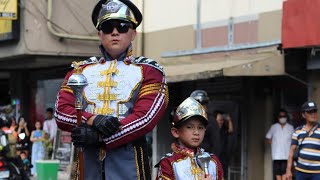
[30,171,70,180]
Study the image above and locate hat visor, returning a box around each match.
[303,107,318,111]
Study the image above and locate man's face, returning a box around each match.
[302,109,318,123]
[216,113,224,129]
[98,20,136,59]
[278,111,287,124]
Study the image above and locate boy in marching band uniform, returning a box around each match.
[156,97,224,180]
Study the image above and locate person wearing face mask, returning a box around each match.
[266,109,294,180]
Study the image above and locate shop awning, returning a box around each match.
[162,50,284,83]
[282,0,320,48]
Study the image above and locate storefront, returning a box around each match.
[149,44,307,179]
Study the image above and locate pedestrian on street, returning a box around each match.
[43,108,57,159]
[286,101,320,180]
[55,0,168,179]
[30,121,45,176]
[213,110,234,179]
[16,116,30,157]
[266,109,294,180]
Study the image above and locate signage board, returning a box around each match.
[0,0,18,20]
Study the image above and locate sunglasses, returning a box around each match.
[100,21,133,34]
[278,115,287,118]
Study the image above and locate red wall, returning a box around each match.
[282,0,320,48]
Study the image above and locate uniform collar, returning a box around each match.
[172,143,202,157]
[99,44,134,62]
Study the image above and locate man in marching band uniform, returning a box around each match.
[55,0,168,179]
[156,97,223,180]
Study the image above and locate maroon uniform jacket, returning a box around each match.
[54,51,168,179]
[156,144,224,180]
[55,55,168,149]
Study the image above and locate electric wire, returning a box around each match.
[64,0,93,35]
[26,0,95,35]
[23,0,70,34]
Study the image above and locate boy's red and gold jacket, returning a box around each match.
[156,143,224,180]
[54,52,168,150]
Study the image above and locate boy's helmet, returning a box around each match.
[190,90,209,105]
[171,97,208,127]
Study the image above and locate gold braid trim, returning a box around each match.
[164,85,169,107]
[134,147,141,180]
[61,88,73,94]
[138,87,161,97]
[211,157,219,180]
[61,85,71,89]
[190,157,202,179]
[140,147,146,180]
[138,90,161,98]
[138,83,168,98]
[139,83,161,92]
[61,85,73,93]
[159,175,172,180]
[140,85,161,92]
[127,48,133,57]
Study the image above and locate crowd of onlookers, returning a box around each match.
[0,108,57,177]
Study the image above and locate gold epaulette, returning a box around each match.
[70,57,99,68]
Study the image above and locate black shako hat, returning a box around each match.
[92,0,143,30]
[301,101,318,112]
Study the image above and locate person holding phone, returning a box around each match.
[16,116,30,156]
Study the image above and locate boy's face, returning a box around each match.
[46,112,53,119]
[171,117,206,149]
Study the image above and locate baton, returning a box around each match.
[67,62,88,180]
